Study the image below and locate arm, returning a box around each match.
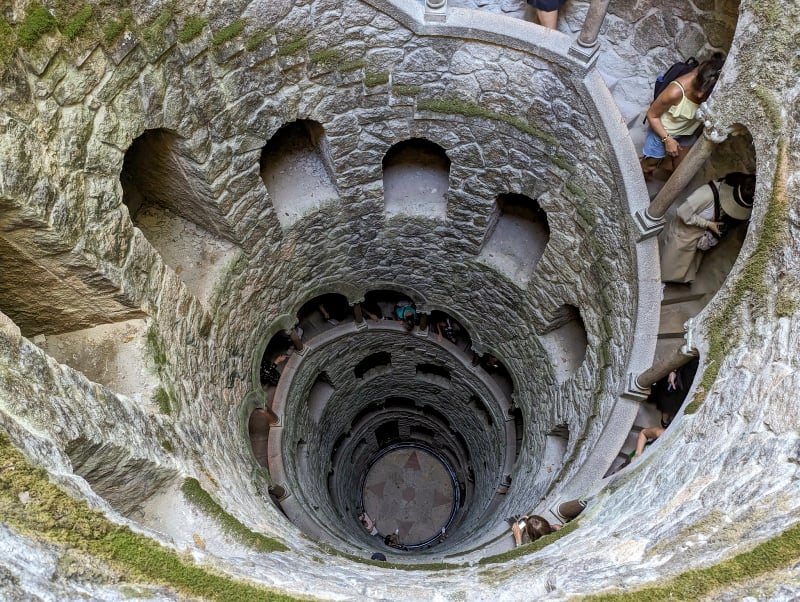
[646,84,684,157]
[677,186,719,230]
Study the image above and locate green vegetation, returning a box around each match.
[178,16,207,44]
[316,543,463,571]
[160,439,174,453]
[551,154,576,173]
[153,387,171,415]
[0,433,297,601]
[364,71,389,87]
[337,58,366,73]
[61,6,92,40]
[478,519,581,565]
[141,6,174,47]
[181,479,288,553]
[309,48,338,64]
[245,29,273,51]
[580,519,800,601]
[102,9,131,45]
[417,98,558,146]
[145,324,167,370]
[686,141,789,413]
[775,292,797,317]
[212,20,244,46]
[392,84,420,96]
[18,3,57,48]
[0,17,15,67]
[276,38,307,56]
[566,180,587,198]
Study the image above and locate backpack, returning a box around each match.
[642,57,699,123]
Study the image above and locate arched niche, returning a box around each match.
[296,292,352,338]
[479,193,550,284]
[382,138,450,220]
[539,304,587,384]
[121,128,239,305]
[259,119,338,230]
[354,352,392,380]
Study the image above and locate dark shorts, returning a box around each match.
[528,0,566,11]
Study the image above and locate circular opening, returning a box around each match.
[361,443,458,549]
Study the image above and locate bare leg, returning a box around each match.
[640,156,662,180]
[536,8,558,29]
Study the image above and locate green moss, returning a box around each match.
[392,84,420,96]
[0,17,15,67]
[18,4,57,49]
[276,38,307,56]
[245,29,273,51]
[580,519,800,601]
[754,86,782,134]
[181,479,288,553]
[145,325,167,370]
[212,20,244,46]
[566,180,587,198]
[178,16,207,44]
[551,154,576,173]
[160,439,174,453]
[417,98,558,146]
[337,58,365,73]
[364,71,389,87]
[775,293,797,318]
[309,48,338,64]
[478,519,580,565]
[61,5,92,40]
[141,6,174,47]
[315,543,462,571]
[0,433,298,601]
[102,9,131,45]
[153,387,171,415]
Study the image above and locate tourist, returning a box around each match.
[435,316,460,344]
[527,0,565,30]
[358,511,379,536]
[640,52,726,179]
[659,173,755,283]
[395,300,417,331]
[508,514,558,547]
[648,357,699,427]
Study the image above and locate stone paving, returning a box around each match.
[363,445,455,547]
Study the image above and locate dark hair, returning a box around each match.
[524,515,553,542]
[723,172,756,204]
[695,52,726,98]
[404,313,415,331]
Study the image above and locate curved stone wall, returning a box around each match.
[1,0,798,600]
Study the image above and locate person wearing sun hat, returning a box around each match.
[659,172,756,284]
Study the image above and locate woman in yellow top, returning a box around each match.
[641,52,726,179]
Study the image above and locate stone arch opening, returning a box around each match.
[479,193,550,284]
[539,304,588,383]
[296,292,352,338]
[382,138,451,220]
[259,119,338,230]
[354,351,392,380]
[120,128,239,306]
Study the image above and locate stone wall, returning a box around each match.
[1,0,797,599]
